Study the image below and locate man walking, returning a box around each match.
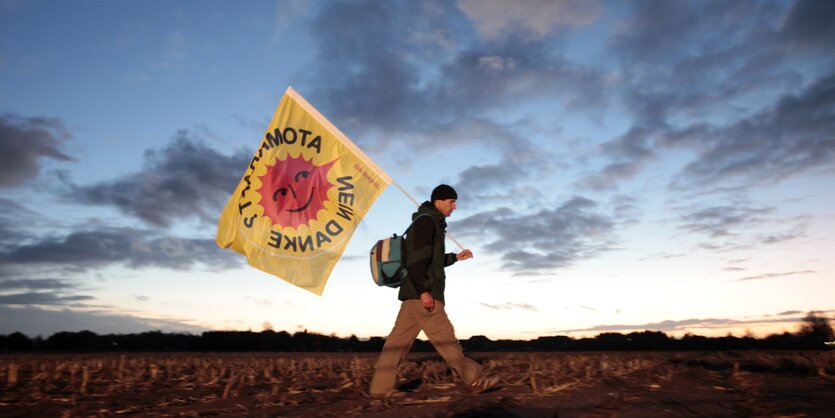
[369,184,498,397]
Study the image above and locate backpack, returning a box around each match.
[370,214,431,288]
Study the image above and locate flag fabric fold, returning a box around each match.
[217,87,391,295]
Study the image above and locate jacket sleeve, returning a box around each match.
[406,216,435,294]
[444,253,457,267]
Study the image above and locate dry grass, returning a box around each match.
[0,351,832,416]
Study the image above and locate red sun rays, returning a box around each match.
[257,155,337,228]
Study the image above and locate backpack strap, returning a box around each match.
[403,213,432,236]
[400,213,433,272]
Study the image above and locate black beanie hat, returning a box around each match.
[431,184,457,202]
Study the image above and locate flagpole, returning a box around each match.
[392,180,466,252]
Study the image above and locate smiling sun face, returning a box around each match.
[257,155,337,228]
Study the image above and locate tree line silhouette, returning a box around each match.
[1,312,832,352]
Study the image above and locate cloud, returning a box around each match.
[576,162,642,192]
[735,270,816,282]
[760,230,804,245]
[455,160,536,201]
[595,76,811,193]
[587,1,835,192]
[0,278,78,291]
[394,117,546,161]
[0,305,207,336]
[303,0,608,149]
[779,0,835,49]
[608,1,827,72]
[775,310,803,316]
[480,302,539,312]
[304,0,433,134]
[0,197,44,248]
[555,311,812,335]
[452,196,617,272]
[458,0,602,40]
[0,277,95,310]
[0,113,74,187]
[672,70,835,188]
[434,44,608,119]
[678,204,773,238]
[70,131,249,227]
[609,1,769,64]
[0,292,94,305]
[0,227,242,274]
[672,200,806,253]
[452,122,561,204]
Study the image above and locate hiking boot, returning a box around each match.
[468,374,500,394]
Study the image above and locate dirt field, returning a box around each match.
[1,351,833,417]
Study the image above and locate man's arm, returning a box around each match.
[406,216,435,295]
[448,252,471,266]
[444,253,457,267]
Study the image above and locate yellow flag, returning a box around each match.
[217,87,391,295]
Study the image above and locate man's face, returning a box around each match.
[434,199,457,217]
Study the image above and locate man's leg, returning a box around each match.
[414,301,484,385]
[369,301,422,396]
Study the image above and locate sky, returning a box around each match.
[1,0,833,341]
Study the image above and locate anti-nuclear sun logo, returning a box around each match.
[257,155,338,228]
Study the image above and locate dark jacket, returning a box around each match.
[398,201,457,302]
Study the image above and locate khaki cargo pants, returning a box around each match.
[369,300,483,396]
